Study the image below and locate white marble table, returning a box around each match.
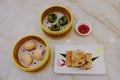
[0,0,120,80]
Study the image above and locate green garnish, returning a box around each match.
[58,16,68,26]
[60,53,66,58]
[92,56,99,61]
[48,13,57,23]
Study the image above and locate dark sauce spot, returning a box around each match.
[81,57,83,59]
[86,61,89,64]
[86,68,90,70]
[48,27,50,29]
[34,62,36,64]
[42,51,44,55]
[72,60,75,63]
[23,50,25,52]
[78,62,81,64]
[47,22,49,23]
[40,45,42,47]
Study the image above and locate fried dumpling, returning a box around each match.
[33,48,44,60]
[24,40,36,51]
[21,53,33,66]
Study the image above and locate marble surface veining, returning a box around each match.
[0,0,120,80]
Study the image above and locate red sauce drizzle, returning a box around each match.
[78,24,89,34]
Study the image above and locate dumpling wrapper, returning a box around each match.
[33,48,44,60]
[21,53,33,66]
[24,40,36,51]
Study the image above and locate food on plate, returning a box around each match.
[33,48,44,60]
[80,53,93,70]
[50,24,60,31]
[66,51,72,67]
[24,40,36,51]
[48,13,57,23]
[72,50,85,67]
[58,15,68,26]
[21,53,33,66]
[66,50,93,70]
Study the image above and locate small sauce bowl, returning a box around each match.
[75,21,92,36]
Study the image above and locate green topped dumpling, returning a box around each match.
[48,13,57,23]
[58,15,68,26]
[50,24,60,31]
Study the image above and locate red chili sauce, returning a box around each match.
[78,24,90,34]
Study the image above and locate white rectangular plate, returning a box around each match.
[54,45,106,74]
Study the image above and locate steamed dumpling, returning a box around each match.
[33,48,44,60]
[24,40,36,51]
[21,53,33,66]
